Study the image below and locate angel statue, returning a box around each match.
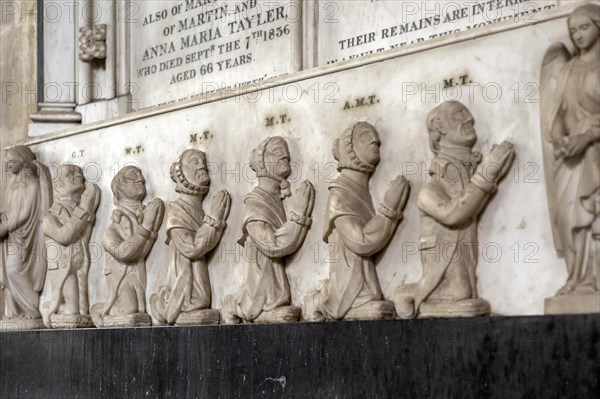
[541,4,600,314]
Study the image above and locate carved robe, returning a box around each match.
[318,174,386,320]
[1,174,47,318]
[547,58,600,279]
[235,188,292,321]
[152,199,219,324]
[102,204,155,316]
[411,155,484,310]
[43,200,92,317]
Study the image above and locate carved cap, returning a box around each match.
[250,136,287,177]
[249,136,292,198]
[332,122,377,173]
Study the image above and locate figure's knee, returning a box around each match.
[115,280,143,315]
[221,294,241,324]
[302,289,324,322]
[394,285,416,319]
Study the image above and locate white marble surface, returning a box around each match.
[129,0,302,110]
[29,14,577,318]
[42,2,76,104]
[315,0,557,66]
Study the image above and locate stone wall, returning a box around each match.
[0,0,38,182]
[20,6,579,317]
[1,0,598,324]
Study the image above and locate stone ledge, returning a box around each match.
[545,294,600,314]
[1,314,597,398]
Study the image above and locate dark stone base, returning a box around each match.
[1,315,598,398]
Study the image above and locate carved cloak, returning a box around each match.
[158,199,212,324]
[102,205,149,316]
[319,174,384,320]
[545,58,600,254]
[236,187,290,321]
[1,174,48,318]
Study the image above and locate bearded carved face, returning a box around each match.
[181,150,210,188]
[263,139,292,180]
[5,151,23,175]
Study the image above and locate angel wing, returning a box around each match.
[539,42,572,254]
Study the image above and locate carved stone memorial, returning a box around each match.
[541,4,600,315]
[316,0,558,66]
[131,0,303,110]
[303,122,409,321]
[92,166,164,328]
[42,164,101,329]
[223,136,315,324]
[394,101,516,319]
[150,150,230,326]
[0,146,52,330]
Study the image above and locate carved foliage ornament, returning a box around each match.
[79,24,107,62]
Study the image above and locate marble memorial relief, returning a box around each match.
[541,4,600,315]
[0,146,52,329]
[394,101,515,319]
[92,166,165,328]
[42,165,101,329]
[223,137,315,324]
[303,122,410,322]
[6,1,594,326]
[150,150,230,326]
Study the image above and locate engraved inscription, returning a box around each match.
[190,131,213,142]
[71,149,86,158]
[132,0,298,110]
[125,145,145,155]
[343,95,380,110]
[443,74,472,89]
[266,114,290,127]
[322,0,557,65]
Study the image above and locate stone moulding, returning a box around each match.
[7,4,576,148]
